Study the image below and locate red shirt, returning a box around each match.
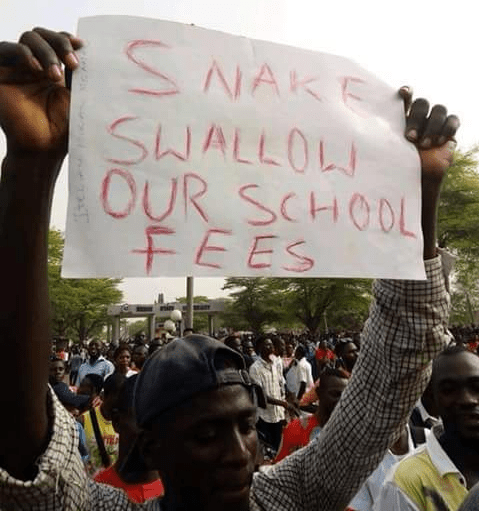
[94,465,164,504]
[315,347,335,361]
[274,415,321,462]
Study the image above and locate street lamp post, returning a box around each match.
[170,309,183,337]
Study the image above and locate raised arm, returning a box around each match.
[252,92,459,510]
[0,29,82,479]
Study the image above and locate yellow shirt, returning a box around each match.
[377,429,468,511]
[83,405,119,476]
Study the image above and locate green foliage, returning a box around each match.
[48,229,123,342]
[438,148,479,324]
[223,277,372,334]
[128,319,148,337]
[279,278,372,334]
[438,147,479,255]
[222,278,284,334]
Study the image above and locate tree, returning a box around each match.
[438,147,479,256]
[222,278,283,334]
[48,229,123,343]
[279,278,372,335]
[437,148,479,324]
[222,277,372,335]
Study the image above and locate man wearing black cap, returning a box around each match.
[0,28,459,511]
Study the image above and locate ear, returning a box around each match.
[138,429,164,471]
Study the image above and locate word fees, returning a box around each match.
[64,15,423,279]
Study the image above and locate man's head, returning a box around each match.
[285,339,295,357]
[132,344,148,371]
[224,336,243,354]
[335,341,359,373]
[431,346,479,441]
[88,340,101,361]
[148,337,162,357]
[49,358,66,385]
[255,336,273,362]
[272,337,285,357]
[242,340,255,357]
[294,344,306,361]
[77,373,103,399]
[316,367,350,426]
[134,335,258,511]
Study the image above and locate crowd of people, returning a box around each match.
[1,25,479,511]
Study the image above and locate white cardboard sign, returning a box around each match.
[64,15,424,279]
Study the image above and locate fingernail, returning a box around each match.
[65,52,79,67]
[406,129,417,141]
[437,136,446,146]
[447,140,457,151]
[49,64,63,81]
[420,137,432,149]
[29,56,43,72]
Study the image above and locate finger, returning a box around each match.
[405,98,429,142]
[33,27,82,69]
[418,104,448,149]
[0,41,42,72]
[19,30,64,81]
[398,86,413,115]
[439,115,460,144]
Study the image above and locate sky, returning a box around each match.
[1,0,477,304]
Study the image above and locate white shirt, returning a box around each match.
[349,427,414,511]
[285,357,314,397]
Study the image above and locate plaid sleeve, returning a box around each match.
[0,388,149,511]
[251,254,451,511]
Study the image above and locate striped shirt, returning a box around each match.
[250,356,286,423]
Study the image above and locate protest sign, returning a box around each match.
[64,15,424,279]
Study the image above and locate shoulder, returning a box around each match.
[392,448,435,497]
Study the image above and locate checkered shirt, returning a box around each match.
[0,254,451,510]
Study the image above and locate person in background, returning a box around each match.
[82,373,124,476]
[68,345,84,386]
[335,340,359,373]
[250,336,297,455]
[148,337,163,358]
[94,375,164,504]
[131,345,148,372]
[315,339,336,375]
[282,338,296,371]
[113,345,136,377]
[376,346,479,510]
[76,339,115,386]
[275,367,350,462]
[285,344,314,405]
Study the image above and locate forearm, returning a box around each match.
[267,395,287,408]
[421,177,442,260]
[256,256,451,510]
[318,256,450,506]
[0,152,64,479]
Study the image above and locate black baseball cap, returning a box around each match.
[134,334,254,428]
[119,335,261,482]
